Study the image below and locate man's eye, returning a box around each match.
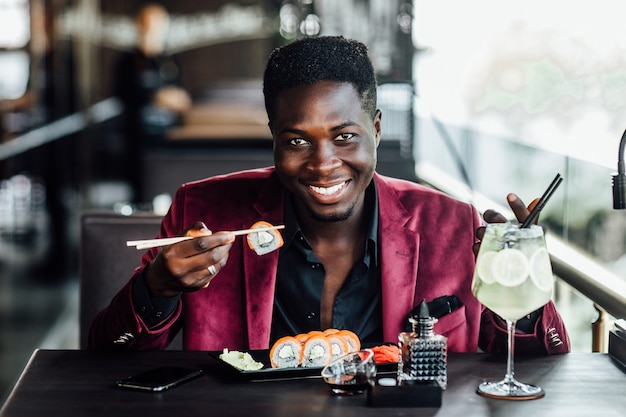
[336,133,355,142]
[289,138,308,146]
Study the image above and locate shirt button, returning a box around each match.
[307,312,316,320]
[312,263,321,269]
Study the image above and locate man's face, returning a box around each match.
[271,81,381,223]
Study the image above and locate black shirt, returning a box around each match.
[270,181,382,344]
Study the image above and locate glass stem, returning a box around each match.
[504,319,516,384]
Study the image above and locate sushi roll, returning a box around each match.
[301,335,333,368]
[294,332,310,345]
[295,330,324,344]
[322,328,339,336]
[246,221,284,255]
[269,336,303,368]
[335,330,361,353]
[326,333,350,361]
[304,330,324,338]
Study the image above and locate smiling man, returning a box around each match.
[89,36,570,355]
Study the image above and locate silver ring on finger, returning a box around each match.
[207,264,217,275]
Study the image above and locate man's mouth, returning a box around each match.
[308,181,347,196]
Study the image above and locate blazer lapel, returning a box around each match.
[242,173,285,349]
[375,174,420,342]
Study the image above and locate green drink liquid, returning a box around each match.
[472,224,553,321]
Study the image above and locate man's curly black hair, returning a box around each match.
[263,36,378,126]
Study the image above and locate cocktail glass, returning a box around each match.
[472,222,554,400]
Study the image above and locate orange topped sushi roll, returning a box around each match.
[295,330,324,343]
[269,335,303,368]
[246,221,284,255]
[301,334,332,368]
[335,329,361,353]
[325,333,350,361]
[294,332,310,344]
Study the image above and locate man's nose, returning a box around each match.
[308,143,341,172]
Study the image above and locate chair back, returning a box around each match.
[79,211,162,349]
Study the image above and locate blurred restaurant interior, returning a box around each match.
[2,0,626,405]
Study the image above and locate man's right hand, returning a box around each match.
[144,222,235,298]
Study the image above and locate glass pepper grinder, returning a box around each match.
[397,299,448,389]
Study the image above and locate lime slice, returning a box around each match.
[492,248,529,287]
[529,247,554,292]
[476,251,498,284]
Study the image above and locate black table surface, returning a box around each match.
[1,349,624,417]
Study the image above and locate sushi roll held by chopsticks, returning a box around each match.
[246,221,285,255]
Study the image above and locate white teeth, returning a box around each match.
[309,182,346,196]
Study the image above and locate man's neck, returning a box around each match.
[295,200,367,246]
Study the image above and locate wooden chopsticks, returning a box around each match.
[126,225,285,250]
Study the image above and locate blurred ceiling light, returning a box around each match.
[0,51,30,100]
[0,0,30,48]
[299,13,320,36]
[279,3,299,39]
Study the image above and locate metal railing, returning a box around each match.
[416,161,626,351]
[0,97,122,162]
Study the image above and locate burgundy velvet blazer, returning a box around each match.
[89,168,570,354]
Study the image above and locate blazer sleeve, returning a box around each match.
[88,272,182,350]
[479,301,570,354]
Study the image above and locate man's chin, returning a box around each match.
[308,206,354,223]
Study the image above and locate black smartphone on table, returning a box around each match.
[115,366,204,392]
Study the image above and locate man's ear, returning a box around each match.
[374,109,382,147]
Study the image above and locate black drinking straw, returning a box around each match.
[520,173,563,228]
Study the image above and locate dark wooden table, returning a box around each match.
[1,350,624,417]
